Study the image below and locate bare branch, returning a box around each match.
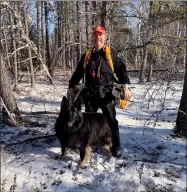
[3,2,54,84]
[0,96,18,126]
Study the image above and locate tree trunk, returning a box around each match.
[37,1,41,54]
[146,1,154,82]
[147,61,153,82]
[175,2,187,137]
[134,21,142,69]
[44,2,52,77]
[101,1,107,27]
[2,22,11,70]
[175,63,187,137]
[61,2,66,70]
[24,1,35,88]
[57,1,61,68]
[85,1,90,47]
[9,12,18,92]
[92,2,96,26]
[41,1,46,65]
[139,48,148,83]
[76,2,81,62]
[134,49,139,69]
[0,53,21,123]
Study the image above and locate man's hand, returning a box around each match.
[120,84,133,101]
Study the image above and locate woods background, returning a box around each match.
[0,1,187,136]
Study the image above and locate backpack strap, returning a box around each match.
[83,46,114,72]
[83,48,93,69]
[103,45,114,72]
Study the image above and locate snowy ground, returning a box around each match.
[1,74,186,192]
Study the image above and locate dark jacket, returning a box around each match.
[69,47,130,90]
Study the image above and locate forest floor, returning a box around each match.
[1,72,186,192]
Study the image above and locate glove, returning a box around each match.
[120,84,133,101]
[67,88,75,100]
[120,84,133,109]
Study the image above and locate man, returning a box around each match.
[67,26,131,156]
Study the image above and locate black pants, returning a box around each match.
[83,89,120,154]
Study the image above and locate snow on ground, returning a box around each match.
[1,74,186,192]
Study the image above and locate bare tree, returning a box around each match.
[44,2,52,78]
[9,9,18,91]
[37,1,41,55]
[175,64,187,137]
[0,0,20,126]
[101,1,107,27]
[1,1,186,82]
[41,1,46,65]
[85,1,90,47]
[174,2,187,138]
[24,1,35,88]
[139,47,148,83]
[92,2,96,26]
[0,53,21,125]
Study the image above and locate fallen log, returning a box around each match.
[6,134,56,147]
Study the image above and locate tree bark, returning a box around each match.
[175,2,187,137]
[76,2,81,62]
[101,1,107,27]
[2,21,11,70]
[147,60,153,82]
[92,2,96,26]
[147,1,154,82]
[139,47,148,83]
[85,2,89,47]
[41,1,46,65]
[44,2,52,78]
[0,53,21,121]
[24,1,35,88]
[9,12,18,91]
[175,63,187,137]
[37,1,41,55]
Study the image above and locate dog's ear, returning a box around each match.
[74,98,81,111]
[61,96,69,107]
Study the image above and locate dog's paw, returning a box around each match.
[106,151,112,158]
[60,154,65,160]
[80,164,87,169]
[54,154,64,160]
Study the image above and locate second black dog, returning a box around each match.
[55,96,112,168]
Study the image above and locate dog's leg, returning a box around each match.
[105,145,112,157]
[62,145,66,154]
[60,146,66,159]
[80,145,91,169]
[59,140,66,158]
[104,137,112,157]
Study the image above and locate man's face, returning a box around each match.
[92,32,106,50]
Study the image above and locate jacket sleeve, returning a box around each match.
[111,49,130,84]
[68,54,85,88]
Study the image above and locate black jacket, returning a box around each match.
[69,47,130,90]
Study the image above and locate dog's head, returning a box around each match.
[60,96,82,128]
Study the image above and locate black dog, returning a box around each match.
[55,96,112,168]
